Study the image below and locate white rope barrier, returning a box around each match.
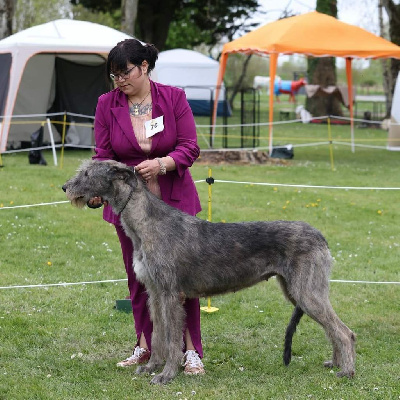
[1,112,397,158]
[2,112,398,126]
[330,279,400,285]
[198,142,330,152]
[3,143,95,155]
[333,141,387,150]
[1,178,400,212]
[3,138,391,155]
[196,116,320,128]
[212,180,400,191]
[0,111,95,119]
[333,115,387,125]
[0,277,398,291]
[0,112,65,118]
[3,144,63,154]
[0,278,127,290]
[195,115,400,129]
[0,200,69,209]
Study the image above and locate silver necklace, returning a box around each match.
[129,90,151,116]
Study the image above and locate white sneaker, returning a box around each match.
[182,350,205,375]
[116,346,150,367]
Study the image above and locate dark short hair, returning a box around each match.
[107,39,159,76]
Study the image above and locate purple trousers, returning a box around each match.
[115,225,203,358]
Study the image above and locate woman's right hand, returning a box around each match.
[87,196,104,209]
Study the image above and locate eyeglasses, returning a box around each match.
[110,65,138,81]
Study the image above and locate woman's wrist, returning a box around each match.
[155,156,176,175]
[155,157,167,175]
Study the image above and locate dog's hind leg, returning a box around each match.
[283,252,355,378]
[150,293,185,385]
[296,293,355,378]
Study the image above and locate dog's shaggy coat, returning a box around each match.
[63,160,356,384]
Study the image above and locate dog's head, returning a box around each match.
[62,160,137,208]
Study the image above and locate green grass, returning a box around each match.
[1,126,400,399]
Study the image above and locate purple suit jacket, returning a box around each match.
[93,80,201,225]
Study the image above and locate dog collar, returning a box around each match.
[119,188,134,215]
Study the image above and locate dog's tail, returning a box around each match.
[283,305,304,366]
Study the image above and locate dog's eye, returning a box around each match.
[84,171,89,177]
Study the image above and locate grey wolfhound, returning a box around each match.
[63,160,356,385]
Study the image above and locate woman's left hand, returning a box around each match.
[135,159,160,181]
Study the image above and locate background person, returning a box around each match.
[89,38,204,375]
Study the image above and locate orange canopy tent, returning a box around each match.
[212,11,400,152]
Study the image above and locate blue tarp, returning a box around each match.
[188,99,232,117]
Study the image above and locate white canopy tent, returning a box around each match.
[0,19,131,151]
[153,48,230,116]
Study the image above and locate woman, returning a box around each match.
[89,39,204,375]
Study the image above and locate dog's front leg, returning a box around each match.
[150,293,185,385]
[136,290,164,375]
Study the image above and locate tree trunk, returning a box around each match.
[382,0,400,117]
[306,57,343,116]
[305,0,342,117]
[121,0,138,37]
[229,54,252,109]
[0,0,17,39]
[379,0,392,117]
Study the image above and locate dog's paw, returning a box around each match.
[135,365,146,375]
[136,365,152,375]
[150,373,173,385]
[136,362,161,375]
[336,369,355,379]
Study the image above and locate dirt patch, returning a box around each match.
[196,150,289,165]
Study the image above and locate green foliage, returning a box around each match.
[1,127,400,398]
[165,6,207,51]
[13,0,120,33]
[336,59,384,94]
[70,0,119,12]
[165,0,260,50]
[316,0,338,16]
[224,54,269,88]
[14,0,72,32]
[71,3,121,30]
[68,0,261,51]
[278,56,307,80]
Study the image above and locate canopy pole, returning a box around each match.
[60,112,67,169]
[46,118,58,167]
[346,58,355,153]
[268,53,278,155]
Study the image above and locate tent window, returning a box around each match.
[0,53,12,117]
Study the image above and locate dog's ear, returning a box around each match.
[109,165,137,187]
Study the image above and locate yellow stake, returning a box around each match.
[327,117,335,172]
[207,168,212,222]
[200,168,219,313]
[60,112,67,169]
